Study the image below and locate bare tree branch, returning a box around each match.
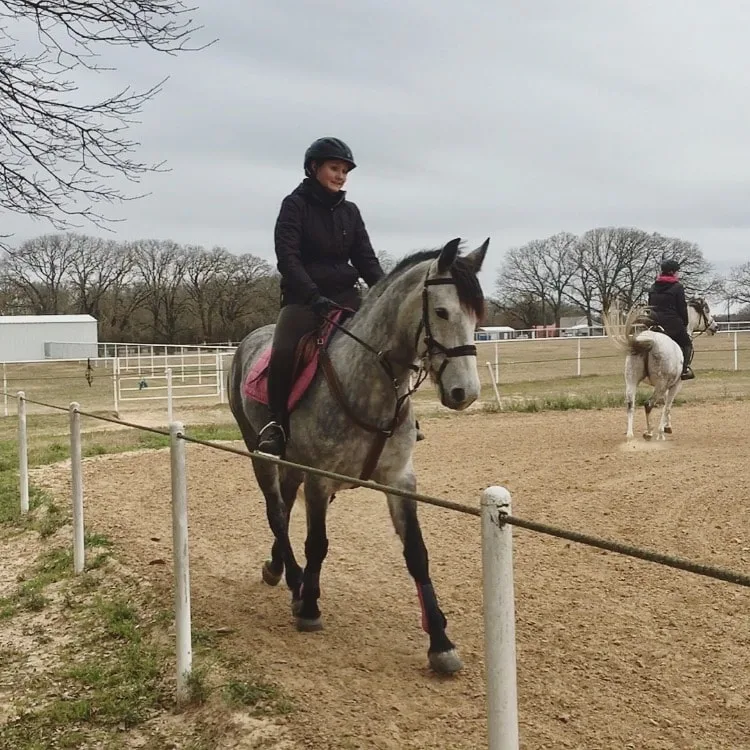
[0,1,212,229]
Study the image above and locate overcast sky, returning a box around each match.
[5,0,750,289]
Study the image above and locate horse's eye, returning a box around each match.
[435,308,449,320]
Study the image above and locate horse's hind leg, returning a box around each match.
[385,475,462,675]
[625,381,637,439]
[643,397,654,440]
[262,468,303,586]
[625,355,645,439]
[251,458,303,597]
[660,382,681,439]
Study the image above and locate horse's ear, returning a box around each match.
[464,237,489,274]
[437,238,461,273]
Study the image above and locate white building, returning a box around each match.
[0,314,99,362]
[476,325,517,341]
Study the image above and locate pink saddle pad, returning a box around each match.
[243,309,347,412]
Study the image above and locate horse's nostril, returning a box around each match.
[450,387,466,404]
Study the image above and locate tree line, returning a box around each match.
[1,227,748,345]
[491,227,749,329]
[0,234,280,343]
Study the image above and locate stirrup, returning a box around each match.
[680,367,695,381]
[256,421,287,455]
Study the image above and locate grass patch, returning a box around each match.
[0,593,165,748]
[481,389,679,414]
[0,546,74,619]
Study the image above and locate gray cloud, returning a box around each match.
[4,0,750,290]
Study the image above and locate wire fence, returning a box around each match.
[4,328,750,418]
[3,388,750,748]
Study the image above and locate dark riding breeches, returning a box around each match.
[266,287,361,429]
[666,326,693,368]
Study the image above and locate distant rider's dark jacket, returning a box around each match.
[648,273,688,337]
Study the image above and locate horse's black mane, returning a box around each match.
[382,247,485,319]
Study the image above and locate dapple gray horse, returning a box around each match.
[603,298,718,440]
[228,238,489,674]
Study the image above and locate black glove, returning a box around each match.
[310,294,335,317]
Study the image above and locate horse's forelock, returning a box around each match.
[380,248,484,321]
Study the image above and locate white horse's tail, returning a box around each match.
[602,304,654,356]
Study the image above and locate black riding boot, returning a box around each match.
[680,342,695,380]
[256,417,287,456]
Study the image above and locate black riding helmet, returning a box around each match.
[660,259,680,275]
[304,137,356,177]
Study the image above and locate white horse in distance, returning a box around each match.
[603,298,718,440]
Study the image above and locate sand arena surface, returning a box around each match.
[32,401,750,749]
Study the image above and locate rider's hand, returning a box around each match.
[310,294,335,317]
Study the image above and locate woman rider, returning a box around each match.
[647,259,695,380]
[257,137,424,455]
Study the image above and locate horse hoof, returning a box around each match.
[261,560,282,587]
[642,432,652,441]
[428,648,463,675]
[664,426,673,434]
[295,616,323,632]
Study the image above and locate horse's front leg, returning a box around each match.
[293,477,330,632]
[386,476,462,675]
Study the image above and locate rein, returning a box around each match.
[316,268,478,479]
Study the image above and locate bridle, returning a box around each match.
[320,264,479,436]
[413,274,478,386]
[689,299,714,339]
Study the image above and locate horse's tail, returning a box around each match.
[602,304,654,356]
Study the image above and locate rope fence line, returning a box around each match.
[5,389,750,747]
[4,389,749,589]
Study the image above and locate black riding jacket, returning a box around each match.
[273,178,385,305]
[648,275,688,336]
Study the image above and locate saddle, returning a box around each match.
[243,308,351,412]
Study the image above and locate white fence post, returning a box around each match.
[17,391,29,515]
[486,361,502,407]
[170,421,192,703]
[113,357,120,417]
[69,402,85,574]
[3,363,7,418]
[734,331,738,371]
[481,486,519,750]
[167,368,174,423]
[494,342,499,384]
[576,337,582,377]
[218,353,226,404]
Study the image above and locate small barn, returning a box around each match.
[0,314,99,362]
[476,325,517,341]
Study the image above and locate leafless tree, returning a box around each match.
[66,234,134,319]
[216,253,277,341]
[131,238,189,341]
[728,262,750,306]
[184,245,233,342]
[650,234,721,297]
[0,1,210,230]
[0,232,75,313]
[495,232,578,327]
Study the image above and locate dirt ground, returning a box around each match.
[32,401,750,749]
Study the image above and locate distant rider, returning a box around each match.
[647,259,695,380]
